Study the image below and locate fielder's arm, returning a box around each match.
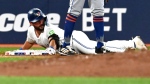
[21,41,34,50]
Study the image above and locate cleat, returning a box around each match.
[95,47,103,53]
[95,46,110,54]
[132,36,147,50]
[59,46,76,56]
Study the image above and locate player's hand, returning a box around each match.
[46,46,56,55]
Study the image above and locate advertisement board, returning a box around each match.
[0,0,149,43]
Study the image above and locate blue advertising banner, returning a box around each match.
[0,0,150,43]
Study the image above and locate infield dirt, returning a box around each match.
[0,44,150,77]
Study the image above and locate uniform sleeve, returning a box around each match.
[26,29,35,43]
[45,24,64,38]
[45,27,55,38]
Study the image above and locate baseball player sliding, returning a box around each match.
[20,8,147,55]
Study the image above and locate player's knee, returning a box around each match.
[91,10,104,16]
[69,13,81,17]
[92,13,104,17]
[68,10,81,17]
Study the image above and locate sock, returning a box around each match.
[63,14,77,48]
[93,16,104,48]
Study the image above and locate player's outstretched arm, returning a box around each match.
[20,41,34,50]
[45,39,57,55]
[45,34,60,55]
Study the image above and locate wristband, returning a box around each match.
[49,46,54,49]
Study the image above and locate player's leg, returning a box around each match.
[103,40,135,52]
[63,0,85,48]
[71,31,96,54]
[89,0,105,53]
[70,31,131,54]
[103,36,147,52]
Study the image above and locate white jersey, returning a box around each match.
[26,24,64,48]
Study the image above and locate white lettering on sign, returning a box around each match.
[0,13,60,32]
[82,8,127,32]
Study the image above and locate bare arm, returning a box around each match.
[49,39,57,49]
[48,34,60,49]
[21,41,34,50]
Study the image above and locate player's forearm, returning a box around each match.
[21,41,34,50]
[49,40,57,49]
[48,34,60,50]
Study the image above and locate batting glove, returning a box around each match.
[46,46,56,55]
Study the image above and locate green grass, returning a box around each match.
[0,47,44,53]
[0,77,150,84]
[0,57,31,62]
[0,47,19,53]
